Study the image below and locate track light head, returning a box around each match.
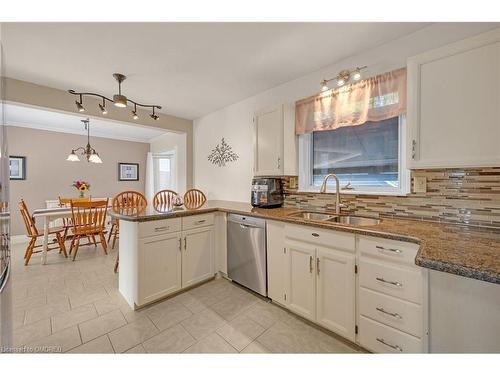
[320,80,329,92]
[132,110,139,120]
[99,103,108,115]
[150,113,159,121]
[75,100,85,112]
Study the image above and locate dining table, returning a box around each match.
[32,204,112,265]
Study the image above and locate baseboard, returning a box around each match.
[11,234,29,244]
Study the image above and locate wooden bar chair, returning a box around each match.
[19,199,68,265]
[110,191,147,272]
[69,199,109,261]
[153,189,178,211]
[183,188,207,209]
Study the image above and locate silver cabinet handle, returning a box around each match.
[179,237,182,251]
[184,237,187,250]
[376,338,403,352]
[376,245,402,254]
[195,219,206,225]
[154,226,169,232]
[376,307,402,319]
[316,258,320,275]
[411,139,417,160]
[309,256,313,273]
[376,277,403,287]
[277,157,281,169]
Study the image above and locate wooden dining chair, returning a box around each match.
[183,188,207,209]
[69,199,109,261]
[19,199,68,265]
[110,191,147,272]
[58,196,94,245]
[153,189,178,210]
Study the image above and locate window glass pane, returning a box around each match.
[312,117,399,188]
[154,156,174,191]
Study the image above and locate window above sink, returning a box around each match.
[298,115,410,196]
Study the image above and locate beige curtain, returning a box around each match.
[295,68,407,135]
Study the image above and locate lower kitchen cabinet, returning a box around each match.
[316,246,356,341]
[118,214,216,309]
[139,233,182,305]
[282,224,356,341]
[182,226,215,288]
[285,240,316,321]
[267,222,428,352]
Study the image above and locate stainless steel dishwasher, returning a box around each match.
[227,214,267,297]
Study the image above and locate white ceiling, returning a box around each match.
[2,23,431,120]
[5,103,168,142]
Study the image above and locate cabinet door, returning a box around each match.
[316,246,355,341]
[267,221,287,305]
[408,29,500,168]
[182,227,215,288]
[254,105,284,176]
[285,240,316,321]
[139,233,182,305]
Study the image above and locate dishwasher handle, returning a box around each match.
[238,223,261,229]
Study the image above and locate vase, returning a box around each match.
[79,192,85,198]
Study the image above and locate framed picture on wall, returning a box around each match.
[9,156,26,180]
[118,162,139,181]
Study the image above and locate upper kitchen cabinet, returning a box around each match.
[407,28,500,169]
[253,103,297,176]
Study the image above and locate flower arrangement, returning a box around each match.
[72,180,91,198]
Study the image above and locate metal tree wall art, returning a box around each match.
[208,138,239,167]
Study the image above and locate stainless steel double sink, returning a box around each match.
[288,211,381,226]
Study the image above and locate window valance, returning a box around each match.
[295,67,407,135]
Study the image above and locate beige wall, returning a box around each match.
[8,126,149,235]
[3,77,194,188]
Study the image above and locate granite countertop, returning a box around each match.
[110,200,500,285]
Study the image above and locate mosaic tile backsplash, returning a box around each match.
[282,167,500,228]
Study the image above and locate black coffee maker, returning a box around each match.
[251,177,284,208]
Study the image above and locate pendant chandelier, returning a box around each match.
[68,73,162,121]
[66,118,103,164]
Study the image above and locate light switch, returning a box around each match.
[413,176,427,193]
[289,176,298,189]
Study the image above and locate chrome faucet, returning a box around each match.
[319,173,345,214]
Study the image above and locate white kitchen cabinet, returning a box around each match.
[407,28,500,168]
[285,240,316,321]
[316,246,356,341]
[118,214,215,309]
[357,235,428,353]
[139,233,182,305]
[281,224,356,340]
[266,220,287,305]
[182,226,215,288]
[253,103,297,176]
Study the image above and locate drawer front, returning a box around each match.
[359,258,423,304]
[359,287,422,337]
[358,316,423,353]
[358,236,419,266]
[285,224,355,252]
[182,213,215,231]
[139,218,181,238]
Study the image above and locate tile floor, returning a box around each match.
[8,240,360,354]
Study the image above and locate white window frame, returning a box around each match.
[153,151,177,193]
[298,115,410,196]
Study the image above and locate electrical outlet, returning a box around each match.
[413,176,427,193]
[289,176,298,189]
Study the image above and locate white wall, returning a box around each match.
[194,23,498,203]
[150,131,187,194]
